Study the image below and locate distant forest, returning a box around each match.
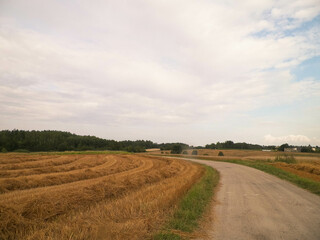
[0,130,188,153]
[0,130,318,153]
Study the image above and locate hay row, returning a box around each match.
[0,153,203,240]
[0,155,76,170]
[0,154,61,165]
[0,155,105,178]
[0,156,129,193]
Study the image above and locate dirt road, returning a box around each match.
[184,158,320,240]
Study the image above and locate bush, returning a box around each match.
[218,151,224,156]
[182,151,188,155]
[274,154,296,164]
[191,150,198,155]
[1,147,7,153]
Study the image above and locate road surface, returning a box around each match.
[184,158,320,240]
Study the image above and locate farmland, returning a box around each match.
[0,153,205,240]
[149,148,320,239]
[148,149,320,184]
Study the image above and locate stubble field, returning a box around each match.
[0,153,204,240]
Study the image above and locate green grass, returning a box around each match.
[153,166,219,240]
[274,154,297,164]
[154,233,181,240]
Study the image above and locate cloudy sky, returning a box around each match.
[1,0,320,146]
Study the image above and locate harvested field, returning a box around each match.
[150,149,320,162]
[0,153,204,240]
[271,162,320,182]
[147,149,320,182]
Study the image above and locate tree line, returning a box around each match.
[205,141,319,152]
[0,130,156,153]
[205,140,264,150]
[0,130,319,153]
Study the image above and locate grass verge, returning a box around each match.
[223,159,320,195]
[153,166,219,240]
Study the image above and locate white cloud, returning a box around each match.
[0,0,319,145]
[264,134,311,144]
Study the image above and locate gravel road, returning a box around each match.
[184,158,320,240]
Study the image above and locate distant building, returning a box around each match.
[284,147,301,152]
[262,149,271,152]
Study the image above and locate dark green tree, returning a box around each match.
[205,143,216,149]
[171,144,183,154]
[278,143,289,151]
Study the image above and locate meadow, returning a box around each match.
[0,153,206,240]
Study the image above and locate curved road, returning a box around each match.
[184,158,320,240]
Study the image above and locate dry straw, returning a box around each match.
[0,154,203,240]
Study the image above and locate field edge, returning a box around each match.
[153,165,220,240]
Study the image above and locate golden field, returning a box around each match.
[271,162,320,182]
[150,148,320,161]
[0,153,204,240]
[148,149,320,182]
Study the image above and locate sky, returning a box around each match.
[0,0,320,146]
